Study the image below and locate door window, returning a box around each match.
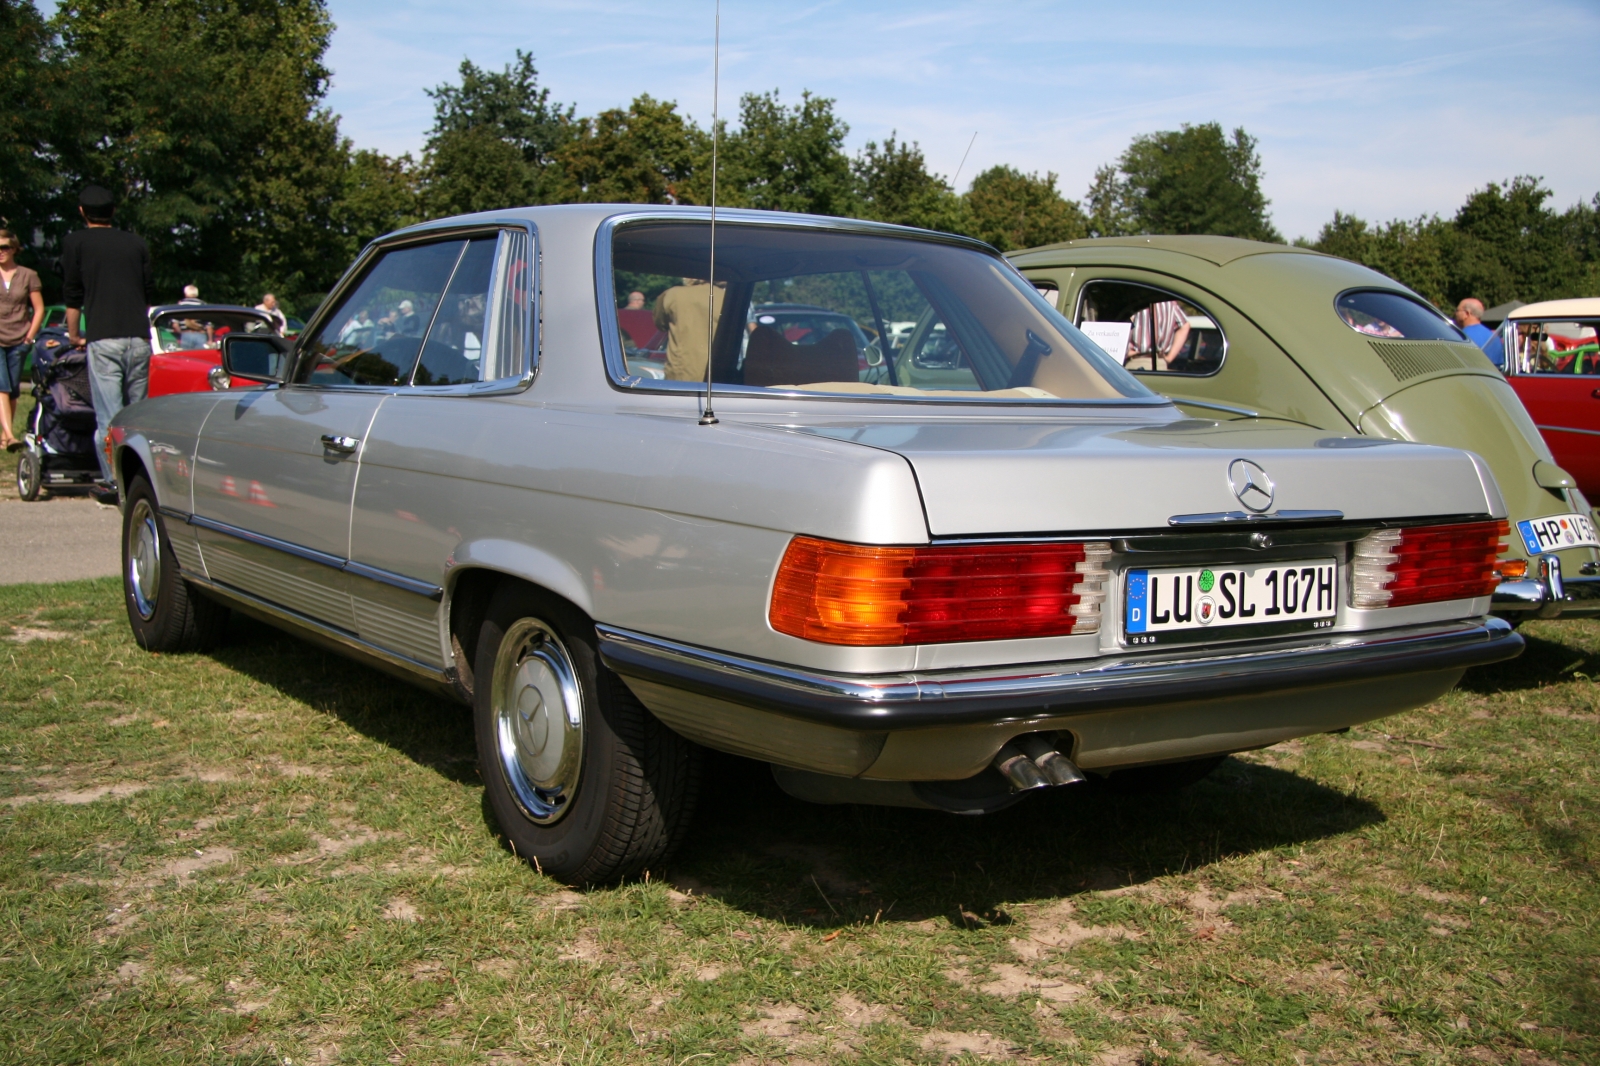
[296,230,532,388]
[1510,319,1600,375]
[1076,280,1226,375]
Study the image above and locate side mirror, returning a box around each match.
[218,333,292,388]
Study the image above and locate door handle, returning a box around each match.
[320,434,360,453]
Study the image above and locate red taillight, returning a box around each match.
[1351,520,1507,608]
[770,536,1111,646]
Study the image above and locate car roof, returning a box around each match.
[1013,234,1328,267]
[149,304,268,316]
[1508,297,1600,320]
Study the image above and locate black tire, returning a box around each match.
[122,475,229,652]
[1095,755,1227,795]
[15,448,41,501]
[473,582,701,885]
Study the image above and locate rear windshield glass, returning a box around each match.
[609,222,1150,402]
[1335,290,1465,341]
[151,309,277,353]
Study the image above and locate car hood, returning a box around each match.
[788,418,1499,536]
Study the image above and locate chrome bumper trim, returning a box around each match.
[597,618,1522,731]
[1491,574,1600,618]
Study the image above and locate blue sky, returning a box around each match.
[322,0,1600,240]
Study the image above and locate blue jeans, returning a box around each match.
[88,337,151,480]
[0,342,27,397]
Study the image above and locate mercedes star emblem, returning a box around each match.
[1228,458,1275,513]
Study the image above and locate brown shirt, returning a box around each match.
[0,265,41,346]
[653,280,727,382]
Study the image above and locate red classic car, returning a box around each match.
[146,304,282,397]
[1500,298,1600,500]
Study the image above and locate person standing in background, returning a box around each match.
[653,278,726,381]
[1455,298,1506,369]
[255,292,288,333]
[63,185,154,502]
[0,230,45,451]
[178,284,202,305]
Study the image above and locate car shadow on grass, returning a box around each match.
[208,615,1383,918]
[1457,626,1600,696]
[667,749,1383,927]
[209,615,479,786]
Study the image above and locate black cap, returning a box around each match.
[79,185,115,209]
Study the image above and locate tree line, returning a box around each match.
[4,0,1596,316]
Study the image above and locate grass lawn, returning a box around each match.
[0,578,1595,1064]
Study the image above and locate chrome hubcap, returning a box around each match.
[126,499,161,621]
[492,619,583,824]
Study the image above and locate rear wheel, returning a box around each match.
[1096,755,1226,795]
[122,476,229,651]
[15,449,40,501]
[473,583,701,884]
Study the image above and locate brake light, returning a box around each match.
[1351,520,1506,608]
[770,536,1112,646]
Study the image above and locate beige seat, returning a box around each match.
[743,326,859,387]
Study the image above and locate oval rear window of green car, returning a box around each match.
[1335,290,1466,342]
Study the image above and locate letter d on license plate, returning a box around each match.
[1124,559,1338,646]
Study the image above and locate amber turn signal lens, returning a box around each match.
[1496,558,1528,581]
[770,536,1110,646]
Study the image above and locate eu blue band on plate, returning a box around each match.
[1125,569,1148,633]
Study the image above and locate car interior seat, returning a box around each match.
[742,325,858,387]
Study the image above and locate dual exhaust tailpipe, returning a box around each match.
[992,734,1087,791]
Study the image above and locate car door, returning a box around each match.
[1504,315,1600,497]
[344,226,535,669]
[191,237,475,631]
[1028,267,1351,430]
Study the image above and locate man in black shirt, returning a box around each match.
[63,185,154,497]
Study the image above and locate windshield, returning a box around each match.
[609,221,1150,401]
[151,309,276,353]
[1335,290,1465,341]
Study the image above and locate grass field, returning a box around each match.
[0,577,1595,1064]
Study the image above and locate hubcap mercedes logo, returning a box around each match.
[1228,459,1275,513]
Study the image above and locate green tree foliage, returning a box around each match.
[717,90,857,216]
[422,51,573,215]
[0,0,62,256]
[963,166,1087,252]
[853,134,966,232]
[334,148,423,255]
[555,95,702,204]
[1312,178,1600,308]
[1091,123,1281,242]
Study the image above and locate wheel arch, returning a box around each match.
[113,432,155,498]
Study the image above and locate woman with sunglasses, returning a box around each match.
[0,232,44,451]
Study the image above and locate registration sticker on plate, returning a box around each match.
[1517,512,1599,555]
[1124,559,1338,645]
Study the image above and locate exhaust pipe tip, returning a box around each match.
[1015,733,1087,786]
[992,743,1050,791]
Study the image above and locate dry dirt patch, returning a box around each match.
[921,1028,1020,1061]
[1009,899,1140,960]
[4,781,148,807]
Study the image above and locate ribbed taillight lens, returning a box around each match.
[1350,520,1507,608]
[770,537,1112,646]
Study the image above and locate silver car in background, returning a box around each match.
[109,205,1522,884]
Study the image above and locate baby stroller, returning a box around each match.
[15,327,101,500]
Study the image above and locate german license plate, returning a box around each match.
[1517,512,1599,555]
[1124,559,1338,645]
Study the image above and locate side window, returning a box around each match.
[1511,320,1600,375]
[1076,280,1227,376]
[412,237,497,386]
[296,240,466,386]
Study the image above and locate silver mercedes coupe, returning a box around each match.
[108,205,1523,883]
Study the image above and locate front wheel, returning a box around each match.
[473,583,701,884]
[15,448,40,501]
[122,476,229,651]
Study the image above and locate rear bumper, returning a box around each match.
[597,617,1523,733]
[1493,572,1600,619]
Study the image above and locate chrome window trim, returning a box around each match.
[1071,276,1231,379]
[291,219,541,398]
[176,509,443,601]
[593,210,1171,410]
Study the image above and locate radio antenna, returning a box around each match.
[698,0,722,426]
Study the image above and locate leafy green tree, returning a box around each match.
[0,0,63,262]
[554,95,702,204]
[716,90,856,216]
[853,133,966,232]
[334,148,422,251]
[962,165,1087,251]
[1093,123,1281,242]
[422,51,573,214]
[1311,210,1452,306]
[49,0,353,305]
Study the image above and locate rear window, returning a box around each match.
[1335,290,1465,341]
[608,221,1150,402]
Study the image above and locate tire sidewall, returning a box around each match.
[121,476,184,649]
[473,586,624,883]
